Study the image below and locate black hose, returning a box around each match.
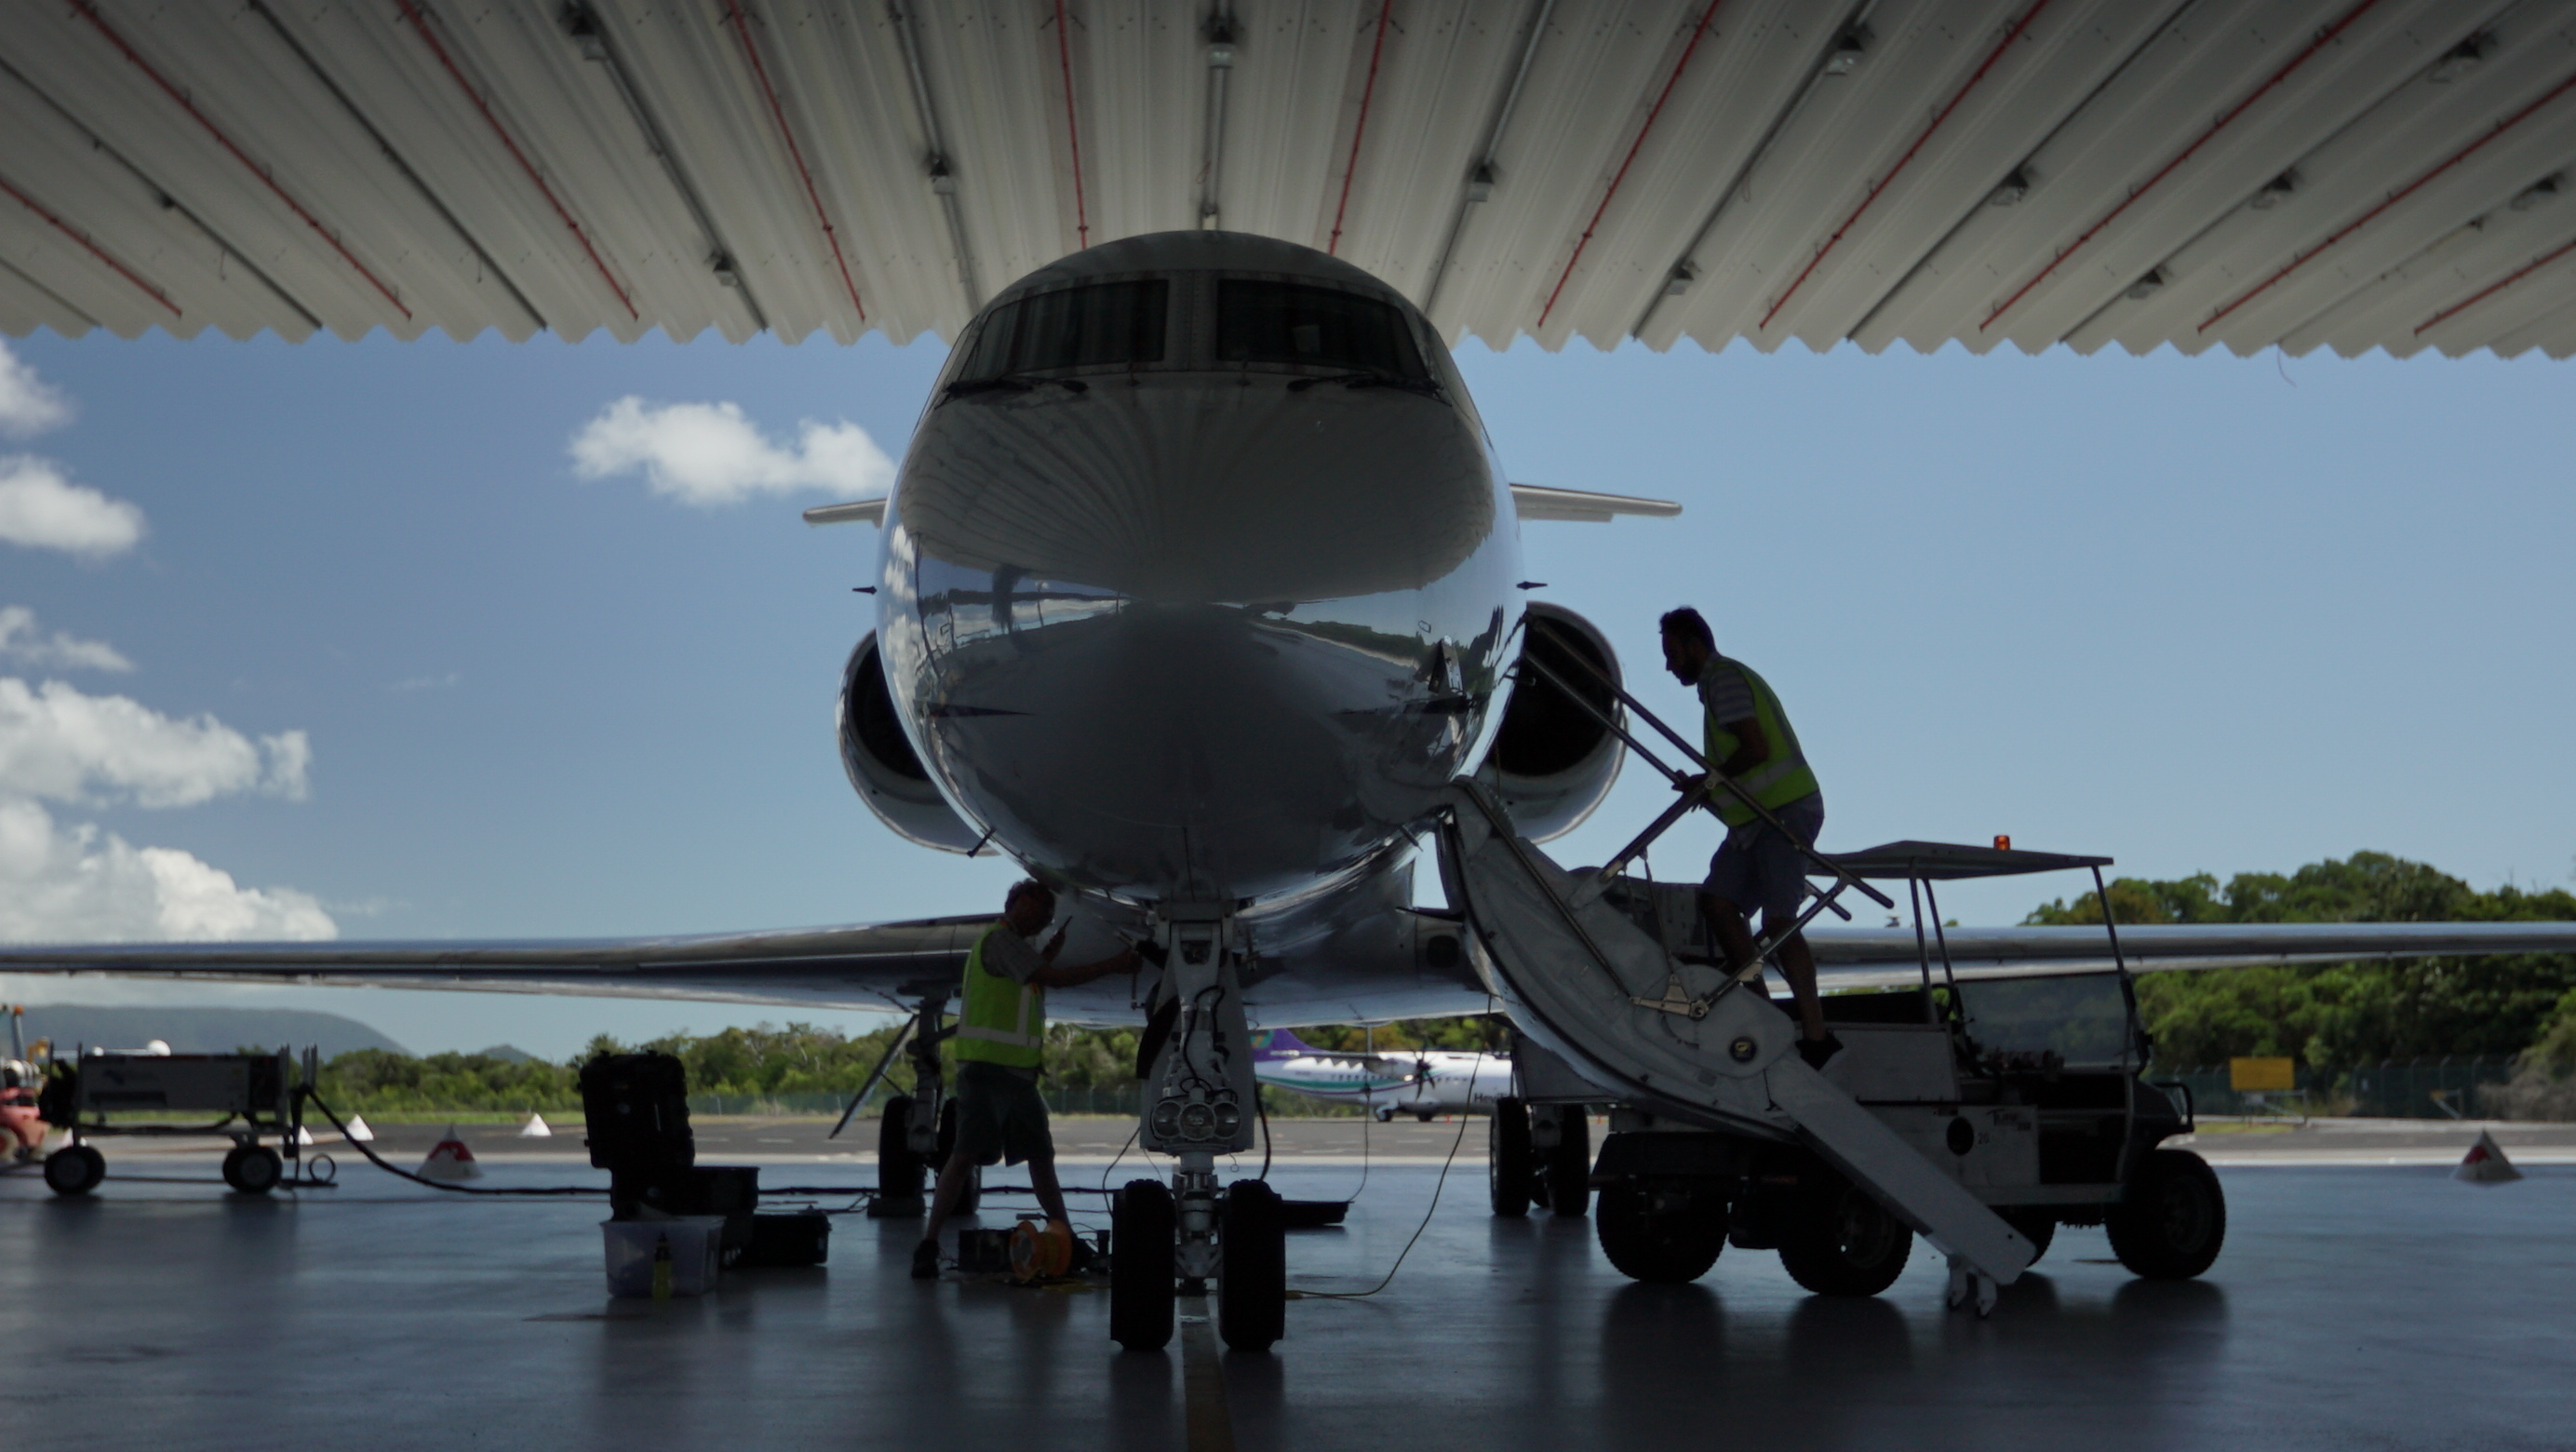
[301,1089,606,1197]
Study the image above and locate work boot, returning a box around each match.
[1795,1032,1845,1070]
[910,1239,941,1280]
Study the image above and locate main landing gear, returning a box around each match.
[867,996,976,1218]
[1489,1097,1590,1218]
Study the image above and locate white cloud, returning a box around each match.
[0,798,335,943]
[0,678,310,809]
[0,342,71,439]
[0,606,133,673]
[0,455,144,558]
[568,397,893,506]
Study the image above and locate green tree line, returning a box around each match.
[2021,852,2576,1093]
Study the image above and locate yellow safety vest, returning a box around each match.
[955,924,1046,1069]
[1702,658,1819,828]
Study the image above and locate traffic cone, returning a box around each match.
[293,1123,316,1146]
[2455,1130,2522,1185]
[342,1115,374,1142]
[518,1113,553,1138]
[419,1124,483,1181]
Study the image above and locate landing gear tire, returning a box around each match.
[1778,1176,1912,1297]
[934,1099,979,1215]
[221,1144,282,1196]
[43,1144,103,1197]
[1218,1180,1287,1352]
[1594,1180,1725,1284]
[2002,1209,2057,1266]
[1544,1109,1590,1218]
[2107,1149,2225,1281]
[870,1096,924,1217]
[1488,1098,1532,1217]
[1110,1178,1177,1351]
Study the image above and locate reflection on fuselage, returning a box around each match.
[876,234,1522,906]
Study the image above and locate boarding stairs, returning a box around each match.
[1434,655,2036,1300]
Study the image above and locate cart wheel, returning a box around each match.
[44,1144,104,1197]
[1217,1180,1287,1352]
[2002,1209,2057,1266]
[1488,1098,1532,1217]
[1594,1179,1725,1283]
[1545,1109,1591,1218]
[1109,1179,1176,1351]
[2107,1149,2225,1281]
[221,1144,283,1196]
[1778,1176,1913,1297]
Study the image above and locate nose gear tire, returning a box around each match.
[1217,1180,1287,1351]
[1109,1178,1177,1351]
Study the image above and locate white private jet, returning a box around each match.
[11,233,2576,1347]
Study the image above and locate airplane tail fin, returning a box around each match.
[1254,1028,1321,1060]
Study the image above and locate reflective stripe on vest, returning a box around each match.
[954,924,1046,1068]
[1702,658,1819,828]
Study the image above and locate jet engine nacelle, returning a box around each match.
[1482,602,1625,842]
[838,634,986,854]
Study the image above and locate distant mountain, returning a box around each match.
[475,1044,536,1063]
[8,1006,409,1060]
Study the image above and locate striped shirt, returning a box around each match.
[1697,658,1758,728]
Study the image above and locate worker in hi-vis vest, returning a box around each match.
[915,879,1139,1279]
[1658,607,1841,1070]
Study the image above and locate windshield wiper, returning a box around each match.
[1285,370,1442,397]
[944,374,1091,399]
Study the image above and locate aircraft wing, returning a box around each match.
[1805,922,2576,990]
[0,918,991,1015]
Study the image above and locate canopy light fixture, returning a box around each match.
[927,158,957,195]
[2249,172,2299,210]
[1823,26,1872,76]
[557,3,608,62]
[1465,162,1496,205]
[2126,268,2167,301]
[710,254,740,287]
[1987,167,2033,207]
[2511,174,2564,211]
[2428,33,2494,83]
[1665,261,1698,296]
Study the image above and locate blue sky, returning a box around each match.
[2,325,2569,1056]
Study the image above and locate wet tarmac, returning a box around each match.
[3,1123,2569,1450]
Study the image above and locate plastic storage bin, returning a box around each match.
[602,1217,724,1297]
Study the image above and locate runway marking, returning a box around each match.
[1177,1299,1235,1452]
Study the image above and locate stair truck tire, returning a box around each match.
[1778,1175,1913,1297]
[2002,1209,2056,1266]
[1218,1180,1288,1352]
[1489,1097,1533,1217]
[1110,1178,1178,1351]
[44,1144,104,1197]
[1545,1109,1591,1218]
[221,1143,283,1196]
[1595,1180,1725,1284]
[2106,1149,2225,1281]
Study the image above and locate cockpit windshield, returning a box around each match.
[1215,279,1428,381]
[958,278,1169,380]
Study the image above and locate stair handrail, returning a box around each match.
[1512,649,1894,912]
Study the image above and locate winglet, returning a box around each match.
[1509,484,1683,523]
[803,498,887,527]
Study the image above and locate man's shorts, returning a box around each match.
[951,1059,1053,1167]
[1706,794,1826,928]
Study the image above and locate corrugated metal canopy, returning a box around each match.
[5,0,2574,358]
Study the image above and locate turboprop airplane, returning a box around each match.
[1250,1027,1509,1121]
[13,232,2576,1351]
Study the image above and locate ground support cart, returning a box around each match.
[34,1045,335,1197]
